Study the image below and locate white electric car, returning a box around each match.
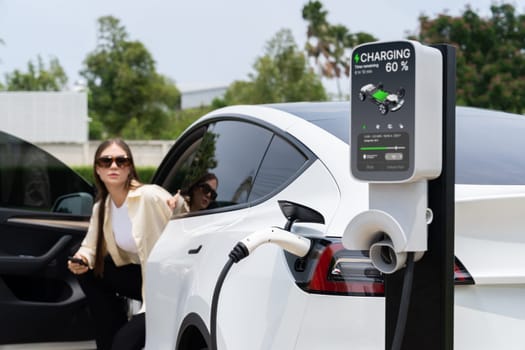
[145,102,525,350]
[1,102,524,349]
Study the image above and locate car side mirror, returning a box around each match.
[52,192,93,216]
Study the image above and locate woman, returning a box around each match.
[67,138,173,350]
[170,172,218,214]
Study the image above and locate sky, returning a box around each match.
[0,0,516,95]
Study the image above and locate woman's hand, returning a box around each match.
[167,190,181,210]
[67,254,89,275]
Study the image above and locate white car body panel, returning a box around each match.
[455,285,525,350]
[295,295,385,350]
[453,184,525,349]
[455,184,525,285]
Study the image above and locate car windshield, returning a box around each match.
[269,102,525,186]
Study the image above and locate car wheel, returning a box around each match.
[379,104,388,115]
[397,88,405,98]
[358,92,366,101]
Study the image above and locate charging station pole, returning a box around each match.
[346,40,456,350]
[384,44,456,350]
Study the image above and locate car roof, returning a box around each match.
[266,101,350,142]
[265,102,525,185]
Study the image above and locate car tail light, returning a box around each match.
[285,238,474,296]
[454,257,474,285]
[285,239,385,297]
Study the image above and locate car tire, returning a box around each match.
[358,92,366,101]
[379,104,388,115]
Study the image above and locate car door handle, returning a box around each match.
[188,245,202,255]
[0,235,72,275]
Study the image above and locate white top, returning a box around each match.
[111,199,137,254]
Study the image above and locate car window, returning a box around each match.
[161,120,273,211]
[0,131,93,214]
[248,135,308,201]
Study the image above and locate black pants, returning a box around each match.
[77,256,145,350]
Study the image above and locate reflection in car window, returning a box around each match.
[0,131,93,212]
[456,108,525,185]
[163,120,273,210]
[249,135,307,201]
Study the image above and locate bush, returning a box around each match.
[72,166,158,184]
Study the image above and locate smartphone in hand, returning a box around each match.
[68,256,87,266]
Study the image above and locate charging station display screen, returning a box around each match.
[351,41,416,181]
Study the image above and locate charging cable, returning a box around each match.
[209,226,413,350]
[210,227,311,350]
[390,251,415,350]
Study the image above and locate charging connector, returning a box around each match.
[210,227,311,350]
[240,227,311,258]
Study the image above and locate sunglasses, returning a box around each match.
[198,183,217,200]
[96,155,131,168]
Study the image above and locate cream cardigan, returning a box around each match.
[77,183,173,312]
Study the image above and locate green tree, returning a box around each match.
[4,56,67,91]
[302,1,376,99]
[413,3,525,113]
[223,29,326,105]
[81,16,180,139]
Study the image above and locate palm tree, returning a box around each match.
[302,1,331,75]
[302,1,377,99]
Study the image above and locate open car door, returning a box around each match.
[0,130,95,347]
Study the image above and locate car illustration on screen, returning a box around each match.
[359,82,406,115]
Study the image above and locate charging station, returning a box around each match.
[344,40,455,350]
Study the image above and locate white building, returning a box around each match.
[180,83,228,109]
[0,91,89,143]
